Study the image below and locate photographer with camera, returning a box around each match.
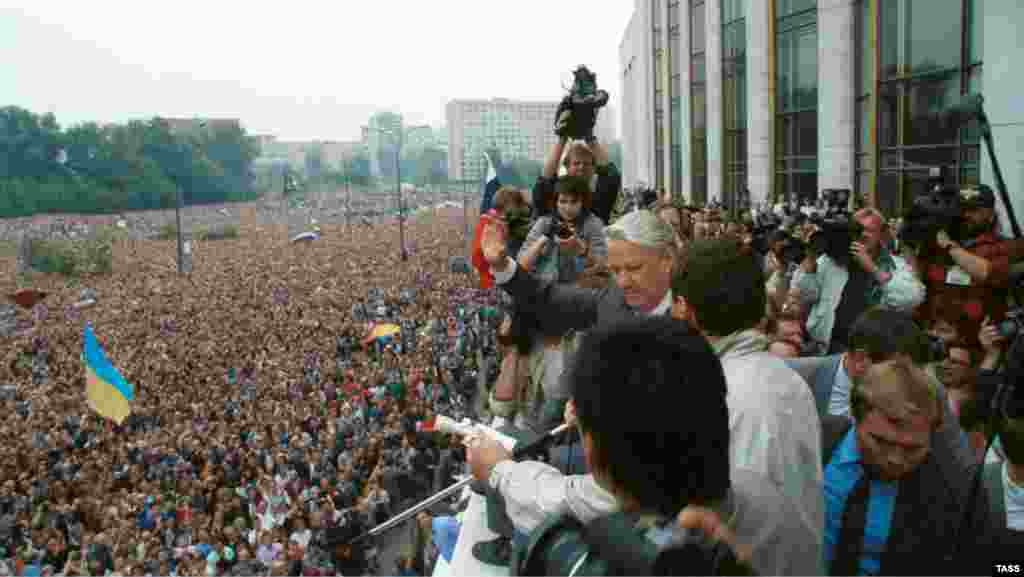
[792,208,926,355]
[532,66,621,226]
[921,185,1014,346]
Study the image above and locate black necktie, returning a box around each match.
[831,474,871,576]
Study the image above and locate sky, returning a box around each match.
[1,1,635,142]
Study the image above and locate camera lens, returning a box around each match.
[998,319,1018,339]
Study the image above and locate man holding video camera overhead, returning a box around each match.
[792,207,926,355]
[531,66,621,226]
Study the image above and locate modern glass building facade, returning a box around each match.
[620,0,1022,224]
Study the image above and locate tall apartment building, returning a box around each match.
[621,0,1024,227]
[446,98,563,182]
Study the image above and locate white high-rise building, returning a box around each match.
[446,98,561,182]
[620,0,1024,228]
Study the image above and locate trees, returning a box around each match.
[0,106,262,217]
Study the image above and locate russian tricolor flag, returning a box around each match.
[479,150,501,214]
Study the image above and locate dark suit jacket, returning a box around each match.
[500,263,646,339]
[821,415,999,576]
[786,354,975,470]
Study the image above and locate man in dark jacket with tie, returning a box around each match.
[821,357,997,575]
[479,209,677,336]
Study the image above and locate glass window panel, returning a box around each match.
[795,173,818,198]
[692,86,706,135]
[798,111,817,157]
[880,151,901,170]
[857,97,870,153]
[723,76,737,130]
[878,82,899,148]
[672,146,683,194]
[967,0,982,64]
[903,146,956,171]
[906,0,961,75]
[737,72,747,129]
[796,27,818,109]
[777,33,791,111]
[673,73,682,96]
[692,140,707,174]
[778,0,816,19]
[671,100,682,147]
[692,56,706,82]
[654,0,663,28]
[776,116,789,156]
[903,71,959,146]
[879,0,900,80]
[657,152,665,187]
[877,172,901,216]
[858,0,872,95]
[670,3,680,29]
[692,2,706,52]
[961,166,979,186]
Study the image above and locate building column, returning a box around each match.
[982,0,1024,234]
[817,0,856,193]
[705,0,724,204]
[746,0,773,209]
[644,0,657,189]
[678,0,693,203]
[660,0,673,194]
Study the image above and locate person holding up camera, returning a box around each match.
[792,208,925,355]
[532,92,621,226]
[518,176,608,286]
[922,185,1014,346]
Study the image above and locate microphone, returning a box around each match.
[343,418,574,546]
[433,415,571,459]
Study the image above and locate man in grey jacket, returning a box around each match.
[670,238,824,576]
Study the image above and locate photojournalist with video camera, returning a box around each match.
[532,66,621,226]
[791,205,926,356]
[910,183,1016,349]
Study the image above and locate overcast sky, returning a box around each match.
[1,1,634,142]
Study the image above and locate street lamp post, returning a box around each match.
[395,146,407,261]
[367,123,432,262]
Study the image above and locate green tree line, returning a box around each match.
[0,106,261,217]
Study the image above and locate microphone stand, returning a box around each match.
[345,422,571,546]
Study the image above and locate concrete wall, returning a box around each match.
[982,0,1024,237]
[619,2,656,188]
[746,0,773,207]
[817,0,856,194]
[705,0,723,204]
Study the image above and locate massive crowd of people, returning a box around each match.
[1,131,1021,577]
[0,208,500,577]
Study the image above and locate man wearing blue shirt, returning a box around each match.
[821,358,997,575]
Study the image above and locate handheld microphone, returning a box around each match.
[434,415,571,459]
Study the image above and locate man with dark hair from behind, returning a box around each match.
[465,317,750,574]
[670,238,823,575]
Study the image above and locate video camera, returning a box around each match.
[898,167,962,250]
[556,65,610,142]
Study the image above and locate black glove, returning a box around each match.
[553,97,574,138]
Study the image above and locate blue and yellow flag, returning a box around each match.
[83,323,133,424]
